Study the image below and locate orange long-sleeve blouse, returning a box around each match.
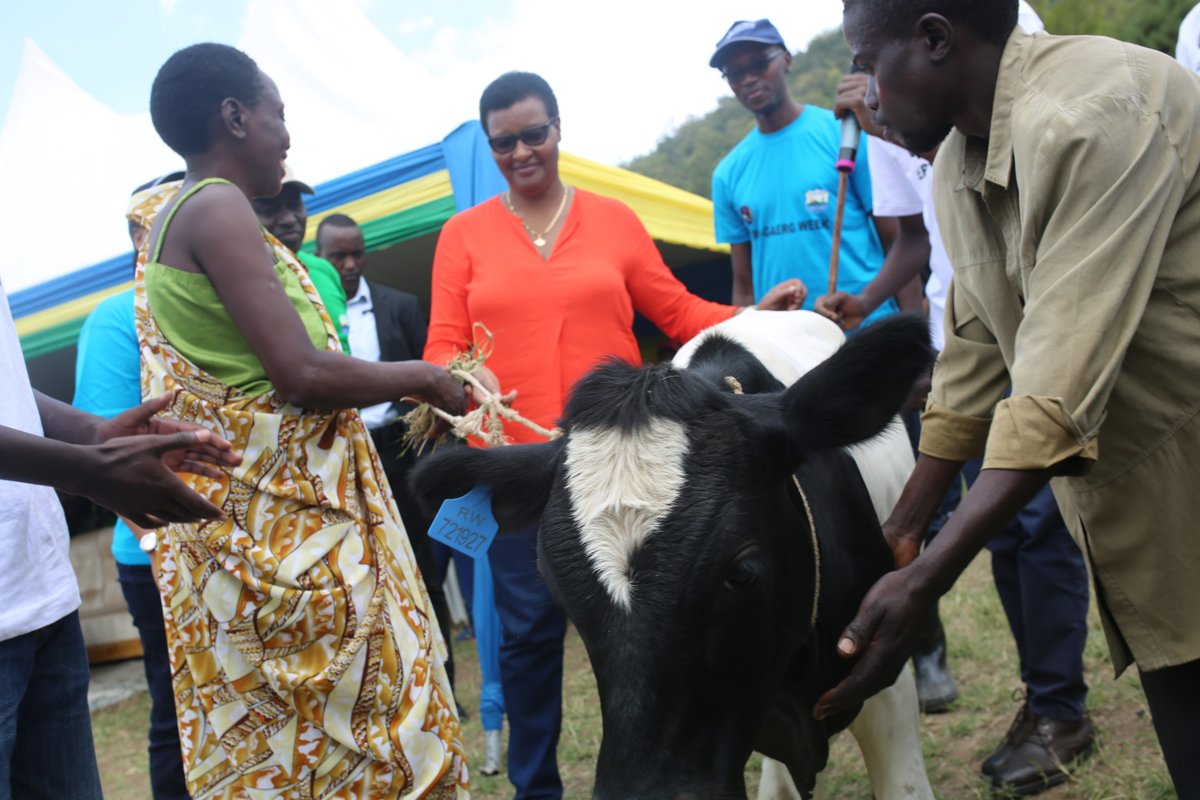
[424,189,735,444]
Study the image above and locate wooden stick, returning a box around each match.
[828,170,849,296]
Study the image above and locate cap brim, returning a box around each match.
[710,37,785,68]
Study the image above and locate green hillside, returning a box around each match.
[625,1,1195,196]
[624,28,851,198]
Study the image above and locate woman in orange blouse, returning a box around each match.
[423,71,801,799]
[425,72,802,443]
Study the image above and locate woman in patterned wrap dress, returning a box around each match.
[136,43,472,799]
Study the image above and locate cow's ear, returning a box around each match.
[409,440,563,530]
[781,313,932,458]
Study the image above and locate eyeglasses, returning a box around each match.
[487,118,559,154]
[720,49,784,84]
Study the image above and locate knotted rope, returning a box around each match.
[402,323,561,452]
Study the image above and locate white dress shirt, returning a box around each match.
[345,280,396,430]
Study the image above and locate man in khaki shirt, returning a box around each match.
[822,1,1200,795]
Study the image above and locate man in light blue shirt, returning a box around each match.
[72,174,189,800]
[710,19,896,327]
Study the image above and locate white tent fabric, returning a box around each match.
[0,40,181,294]
[0,1,466,297]
[0,0,850,299]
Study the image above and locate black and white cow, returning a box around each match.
[413,311,935,800]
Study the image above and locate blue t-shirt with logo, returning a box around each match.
[712,106,895,325]
[73,288,148,567]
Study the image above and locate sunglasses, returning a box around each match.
[720,49,784,84]
[487,118,559,154]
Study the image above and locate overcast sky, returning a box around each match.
[0,0,848,167]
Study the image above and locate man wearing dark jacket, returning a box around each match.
[316,213,457,684]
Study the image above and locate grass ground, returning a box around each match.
[92,552,1174,799]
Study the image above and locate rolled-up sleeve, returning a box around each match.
[920,276,1010,462]
[985,102,1185,471]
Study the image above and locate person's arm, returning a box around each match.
[730,242,756,307]
[816,95,1193,719]
[880,452,964,567]
[814,465,1051,721]
[817,213,929,329]
[834,73,884,139]
[172,185,465,415]
[895,275,926,314]
[623,207,737,343]
[424,215,475,367]
[421,215,512,402]
[712,167,759,306]
[4,391,241,527]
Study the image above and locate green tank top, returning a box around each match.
[144,178,329,397]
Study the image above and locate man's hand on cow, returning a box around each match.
[834,73,884,140]
[814,291,870,331]
[813,565,935,720]
[755,278,806,311]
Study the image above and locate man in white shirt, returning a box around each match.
[0,279,239,798]
[1177,3,1200,73]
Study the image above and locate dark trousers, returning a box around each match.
[117,562,189,800]
[1140,658,1200,799]
[371,425,455,687]
[0,611,102,800]
[489,528,565,800]
[986,484,1090,720]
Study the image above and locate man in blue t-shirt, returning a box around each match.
[710,19,897,327]
[73,173,189,800]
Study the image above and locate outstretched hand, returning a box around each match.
[84,431,237,528]
[813,566,934,720]
[84,391,243,528]
[96,391,241,480]
[756,278,807,311]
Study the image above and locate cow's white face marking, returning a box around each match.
[564,418,689,610]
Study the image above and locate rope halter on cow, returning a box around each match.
[725,375,820,627]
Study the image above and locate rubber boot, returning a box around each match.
[911,599,958,713]
[481,728,503,776]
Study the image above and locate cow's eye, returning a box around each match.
[723,558,760,592]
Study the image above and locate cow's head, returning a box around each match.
[413,314,932,799]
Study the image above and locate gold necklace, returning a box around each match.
[506,186,571,248]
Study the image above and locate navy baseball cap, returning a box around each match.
[710,19,788,68]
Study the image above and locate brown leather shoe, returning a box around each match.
[991,714,1096,796]
[981,695,1034,777]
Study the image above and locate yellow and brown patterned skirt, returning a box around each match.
[135,238,469,798]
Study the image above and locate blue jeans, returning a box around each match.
[117,563,189,799]
[0,611,102,800]
[489,528,565,800]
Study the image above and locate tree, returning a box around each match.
[625,28,851,198]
